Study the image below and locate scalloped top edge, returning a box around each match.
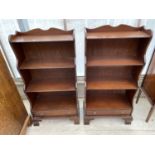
[13,28,73,36]
[86,24,152,35]
[9,28,74,42]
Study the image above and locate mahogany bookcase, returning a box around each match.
[84,25,152,125]
[9,28,79,126]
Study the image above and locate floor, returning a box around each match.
[24,98,155,135]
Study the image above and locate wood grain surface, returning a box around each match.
[0,50,28,135]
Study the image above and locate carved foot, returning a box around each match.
[33,116,41,126]
[124,116,133,125]
[84,116,93,125]
[73,116,80,124]
[33,121,40,126]
[84,118,90,125]
[70,116,80,124]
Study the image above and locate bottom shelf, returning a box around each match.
[29,92,77,117]
[86,90,133,116]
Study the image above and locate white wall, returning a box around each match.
[1,19,155,78]
[0,20,20,77]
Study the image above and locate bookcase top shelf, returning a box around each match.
[9,28,74,43]
[86,25,152,39]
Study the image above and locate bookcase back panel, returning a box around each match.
[11,41,75,70]
[87,38,148,59]
[86,90,135,116]
[20,69,76,92]
[87,90,125,96]
[87,66,141,81]
[27,91,76,106]
[21,42,74,60]
[87,90,135,101]
[27,68,75,80]
[27,92,77,116]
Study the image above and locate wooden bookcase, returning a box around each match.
[84,25,152,125]
[9,28,79,125]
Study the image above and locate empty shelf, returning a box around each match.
[32,93,77,116]
[86,93,132,115]
[87,79,137,90]
[20,59,74,69]
[10,34,73,42]
[87,58,144,67]
[87,31,151,39]
[26,79,75,92]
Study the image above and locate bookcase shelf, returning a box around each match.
[26,79,75,93]
[9,28,79,125]
[87,66,141,90]
[87,57,144,67]
[31,92,77,117]
[86,31,151,39]
[86,90,132,116]
[84,25,152,125]
[20,58,74,69]
[87,79,137,90]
